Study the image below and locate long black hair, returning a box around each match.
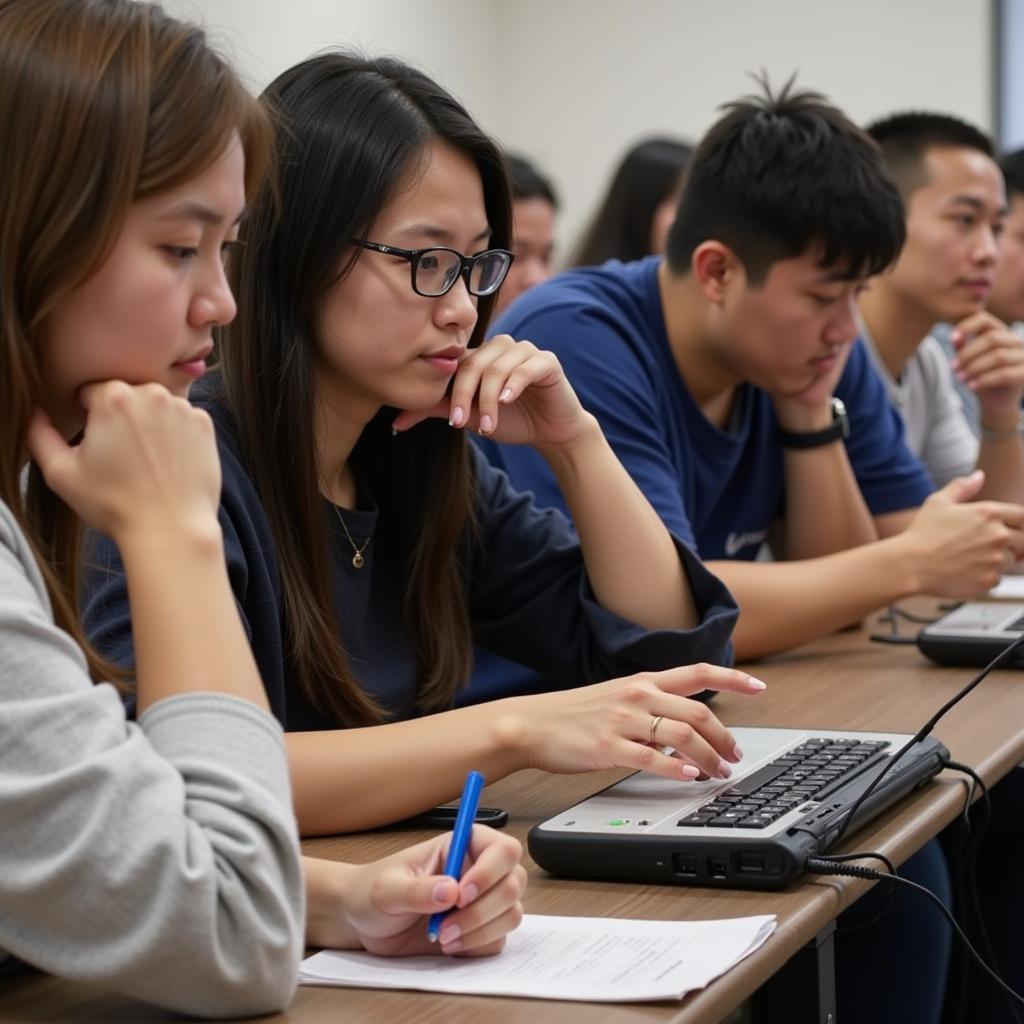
[220,52,512,725]
[571,137,693,266]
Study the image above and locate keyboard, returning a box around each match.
[676,737,891,830]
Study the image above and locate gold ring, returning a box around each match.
[649,715,664,746]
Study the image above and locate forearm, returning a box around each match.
[976,430,1024,505]
[710,537,918,660]
[118,525,270,714]
[538,414,696,629]
[781,444,878,559]
[287,703,527,835]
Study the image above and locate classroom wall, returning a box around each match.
[174,0,992,263]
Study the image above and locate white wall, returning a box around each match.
[176,0,993,261]
[163,0,502,129]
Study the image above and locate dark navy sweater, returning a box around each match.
[83,399,738,731]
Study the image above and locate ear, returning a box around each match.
[692,241,743,305]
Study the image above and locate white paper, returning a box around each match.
[299,913,776,1003]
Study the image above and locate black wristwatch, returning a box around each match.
[778,397,850,449]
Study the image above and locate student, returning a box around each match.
[475,80,977,1024]
[570,137,693,267]
[862,116,1024,1021]
[83,51,762,838]
[475,84,1024,670]
[861,113,1024,502]
[0,2,524,1015]
[492,153,559,316]
[987,149,1024,330]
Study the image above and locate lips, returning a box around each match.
[172,342,213,380]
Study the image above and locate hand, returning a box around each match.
[771,340,854,432]
[26,381,221,545]
[507,665,767,782]
[308,828,525,957]
[391,335,587,448]
[951,312,1024,421]
[900,471,1024,596]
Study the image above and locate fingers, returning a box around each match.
[599,668,766,781]
[930,469,985,505]
[24,407,72,484]
[645,662,768,699]
[435,828,526,954]
[454,827,523,908]
[447,336,561,436]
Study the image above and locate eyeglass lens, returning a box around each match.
[415,249,509,297]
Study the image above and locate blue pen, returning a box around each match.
[427,770,485,943]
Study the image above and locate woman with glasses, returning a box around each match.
[85,52,763,834]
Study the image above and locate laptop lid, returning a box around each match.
[528,726,948,891]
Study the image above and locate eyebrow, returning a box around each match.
[947,194,1009,217]
[157,201,247,227]
[392,224,493,245]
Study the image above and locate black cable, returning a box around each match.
[816,850,899,933]
[829,631,1024,851]
[806,856,1024,1017]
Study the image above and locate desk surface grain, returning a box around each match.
[1,613,1020,1024]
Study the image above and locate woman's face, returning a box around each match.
[315,142,488,422]
[39,136,246,437]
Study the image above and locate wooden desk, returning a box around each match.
[2,615,1021,1024]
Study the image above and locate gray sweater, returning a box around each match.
[0,500,304,1017]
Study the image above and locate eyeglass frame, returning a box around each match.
[350,239,514,298]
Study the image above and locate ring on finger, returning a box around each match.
[649,715,664,746]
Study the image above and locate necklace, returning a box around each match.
[331,502,372,569]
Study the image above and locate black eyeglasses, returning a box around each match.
[352,240,514,298]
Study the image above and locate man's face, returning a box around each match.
[884,145,1005,322]
[988,192,1024,325]
[712,250,865,398]
[493,197,556,316]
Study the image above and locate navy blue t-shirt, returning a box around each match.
[467,257,934,700]
[478,257,933,559]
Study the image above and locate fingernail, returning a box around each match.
[439,924,461,945]
[500,387,513,403]
[746,676,767,691]
[391,426,398,437]
[432,881,454,903]
[460,882,478,906]
[443,939,463,953]
[717,759,732,779]
[732,744,744,761]
[480,414,493,434]
[449,406,464,428]
[681,764,700,779]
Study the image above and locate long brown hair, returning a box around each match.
[220,53,513,726]
[0,0,272,679]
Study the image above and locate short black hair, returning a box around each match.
[505,153,558,209]
[666,77,905,285]
[866,111,994,202]
[1000,147,1024,202]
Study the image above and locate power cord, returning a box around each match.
[828,631,1024,852]
[806,855,1024,1020]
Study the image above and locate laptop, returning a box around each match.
[917,601,1024,667]
[528,726,948,891]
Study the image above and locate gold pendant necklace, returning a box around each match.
[332,502,371,569]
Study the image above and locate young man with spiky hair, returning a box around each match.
[473,82,1024,669]
[862,113,1024,501]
